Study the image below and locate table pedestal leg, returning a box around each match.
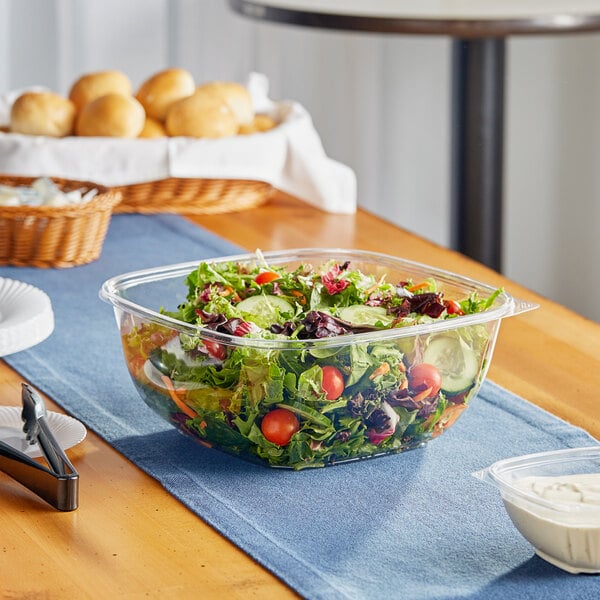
[450,37,506,271]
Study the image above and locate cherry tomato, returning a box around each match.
[444,299,464,315]
[261,408,300,446]
[408,363,442,397]
[254,271,280,285]
[321,365,345,400]
[203,339,227,360]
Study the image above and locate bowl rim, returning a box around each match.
[99,248,533,350]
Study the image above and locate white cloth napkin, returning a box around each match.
[0,74,356,213]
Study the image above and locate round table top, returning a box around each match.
[229,0,600,37]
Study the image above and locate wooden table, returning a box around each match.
[1,191,599,597]
[229,0,600,271]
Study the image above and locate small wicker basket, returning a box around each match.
[112,177,273,215]
[0,175,122,268]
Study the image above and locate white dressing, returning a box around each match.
[516,473,600,507]
[503,473,600,574]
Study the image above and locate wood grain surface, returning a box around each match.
[1,191,598,598]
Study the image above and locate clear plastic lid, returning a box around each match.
[473,446,600,514]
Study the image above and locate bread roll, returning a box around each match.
[165,90,238,138]
[139,116,167,138]
[76,93,145,137]
[10,91,76,137]
[69,70,132,111]
[136,68,195,121]
[253,114,277,132]
[238,113,277,135]
[195,81,253,125]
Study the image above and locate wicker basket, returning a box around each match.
[112,177,273,215]
[0,175,122,268]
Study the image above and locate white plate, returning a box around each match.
[0,277,54,356]
[0,406,86,458]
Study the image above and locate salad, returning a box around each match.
[121,252,502,469]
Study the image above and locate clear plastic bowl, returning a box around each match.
[100,248,535,469]
[474,446,600,573]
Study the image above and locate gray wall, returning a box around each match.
[2,0,599,321]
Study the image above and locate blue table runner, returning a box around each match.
[1,214,598,600]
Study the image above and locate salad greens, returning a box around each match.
[122,253,503,469]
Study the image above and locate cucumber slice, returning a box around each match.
[337,305,393,327]
[422,335,480,394]
[236,294,294,328]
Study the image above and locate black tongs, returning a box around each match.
[0,383,79,511]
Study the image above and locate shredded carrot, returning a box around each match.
[407,281,431,293]
[290,290,307,305]
[220,286,241,303]
[369,362,390,380]
[412,386,433,403]
[428,404,467,438]
[365,274,386,296]
[161,375,197,419]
